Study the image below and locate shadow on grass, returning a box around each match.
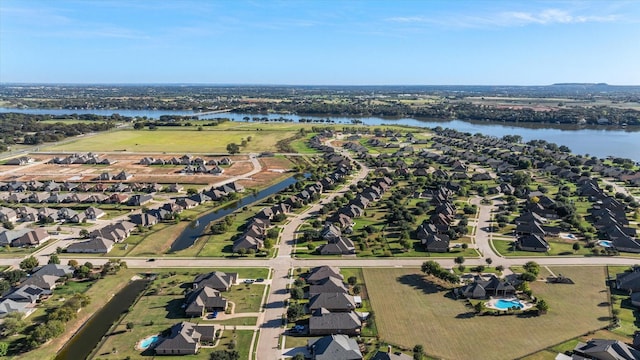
[397,274,440,295]
[165,298,186,319]
[455,312,476,319]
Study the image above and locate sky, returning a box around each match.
[1,0,639,85]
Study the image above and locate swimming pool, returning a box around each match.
[493,299,524,310]
[598,240,613,248]
[139,335,160,350]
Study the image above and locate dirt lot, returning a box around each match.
[1,153,258,185]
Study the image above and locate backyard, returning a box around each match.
[363,266,610,360]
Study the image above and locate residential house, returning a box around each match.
[370,351,413,360]
[319,237,355,255]
[307,266,344,285]
[307,334,362,360]
[571,339,640,360]
[308,308,361,336]
[515,234,550,252]
[308,293,356,312]
[184,286,228,317]
[0,299,34,318]
[12,228,51,247]
[455,275,516,299]
[154,322,215,355]
[66,237,115,253]
[616,268,640,293]
[85,207,106,220]
[112,171,133,180]
[129,213,159,227]
[421,233,450,253]
[192,272,237,292]
[309,277,348,297]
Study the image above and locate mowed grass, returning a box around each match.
[44,128,297,153]
[363,266,609,360]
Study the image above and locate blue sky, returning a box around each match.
[1,0,639,85]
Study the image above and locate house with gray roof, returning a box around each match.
[193,272,237,292]
[370,351,413,360]
[515,234,550,252]
[0,299,35,318]
[184,286,228,317]
[572,339,640,360]
[5,285,45,303]
[154,322,215,355]
[309,308,361,336]
[616,268,640,293]
[309,277,348,297]
[308,293,356,312]
[307,334,362,360]
[307,266,344,285]
[67,237,114,254]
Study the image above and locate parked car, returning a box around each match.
[255,278,264,283]
[244,279,255,284]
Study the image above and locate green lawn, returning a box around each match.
[364,266,609,360]
[492,239,593,257]
[44,128,297,153]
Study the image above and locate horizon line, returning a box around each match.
[2,82,638,87]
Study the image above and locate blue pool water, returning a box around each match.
[598,240,613,248]
[140,335,160,349]
[494,299,524,310]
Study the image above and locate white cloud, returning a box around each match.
[385,7,620,28]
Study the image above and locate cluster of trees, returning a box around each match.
[0,113,115,149]
[421,261,460,284]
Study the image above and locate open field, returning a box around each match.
[43,128,297,153]
[364,266,609,360]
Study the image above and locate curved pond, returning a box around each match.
[170,176,300,251]
[55,279,150,360]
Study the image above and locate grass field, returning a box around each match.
[364,266,609,360]
[44,128,297,153]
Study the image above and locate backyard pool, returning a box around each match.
[139,335,161,350]
[598,240,613,248]
[486,298,528,311]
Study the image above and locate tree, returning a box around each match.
[79,229,90,238]
[287,303,304,322]
[290,287,304,300]
[523,261,540,276]
[292,353,305,360]
[1,312,25,336]
[126,322,134,331]
[413,344,425,360]
[353,285,361,295]
[572,242,581,253]
[20,256,39,272]
[226,143,240,154]
[348,276,358,286]
[454,256,465,265]
[48,254,60,265]
[520,272,537,282]
[485,257,493,265]
[0,342,8,357]
[536,299,549,314]
[68,259,79,268]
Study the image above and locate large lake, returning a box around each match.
[1,107,639,161]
